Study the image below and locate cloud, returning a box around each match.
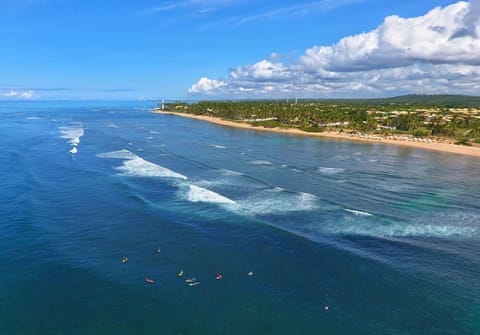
[1,90,36,99]
[3,87,71,92]
[235,0,366,25]
[99,88,136,92]
[451,0,480,38]
[190,1,480,98]
[147,0,369,27]
[147,0,242,14]
[189,77,226,93]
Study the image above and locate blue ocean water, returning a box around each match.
[1,101,479,334]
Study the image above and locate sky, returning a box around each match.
[1,0,479,100]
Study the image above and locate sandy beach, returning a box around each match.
[153,110,480,158]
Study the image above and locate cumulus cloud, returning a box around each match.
[451,0,480,38]
[1,90,36,99]
[189,1,480,97]
[189,77,226,93]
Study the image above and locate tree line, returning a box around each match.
[162,95,480,145]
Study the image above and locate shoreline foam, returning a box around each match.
[153,110,480,158]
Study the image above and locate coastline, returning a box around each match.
[153,110,480,158]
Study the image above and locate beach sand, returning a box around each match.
[153,110,480,158]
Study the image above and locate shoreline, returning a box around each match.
[153,110,480,158]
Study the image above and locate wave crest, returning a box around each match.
[98,150,187,179]
[182,184,235,204]
[59,125,84,154]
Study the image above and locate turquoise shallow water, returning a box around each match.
[1,101,480,334]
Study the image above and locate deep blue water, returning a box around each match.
[1,101,479,334]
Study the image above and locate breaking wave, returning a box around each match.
[249,160,273,166]
[98,149,187,179]
[344,209,373,217]
[59,125,84,154]
[181,184,235,204]
[234,188,319,216]
[97,150,479,240]
[318,167,345,174]
[322,219,478,239]
[210,144,227,149]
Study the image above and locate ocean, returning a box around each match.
[1,101,479,334]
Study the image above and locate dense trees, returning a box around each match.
[161,95,480,145]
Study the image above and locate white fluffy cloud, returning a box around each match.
[188,77,226,93]
[1,90,36,99]
[190,1,480,97]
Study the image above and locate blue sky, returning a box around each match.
[1,0,478,100]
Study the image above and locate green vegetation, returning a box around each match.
[161,95,480,146]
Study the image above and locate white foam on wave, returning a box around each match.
[250,160,273,166]
[26,116,41,120]
[118,156,187,179]
[60,126,84,145]
[183,184,235,204]
[194,169,244,187]
[177,172,318,214]
[394,224,477,238]
[319,210,480,238]
[210,144,227,149]
[98,150,187,180]
[59,125,84,154]
[325,221,478,238]
[318,167,345,174]
[191,170,265,198]
[345,209,373,217]
[98,149,136,159]
[235,188,319,215]
[221,169,243,176]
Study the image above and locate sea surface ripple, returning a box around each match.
[1,101,479,334]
